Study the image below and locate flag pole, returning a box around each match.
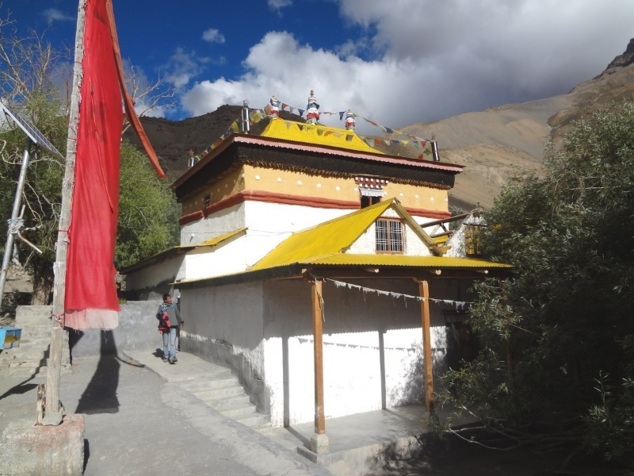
[41,0,87,426]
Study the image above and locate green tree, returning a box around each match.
[442,102,634,460]
[0,15,179,304]
[117,142,180,269]
[0,17,71,303]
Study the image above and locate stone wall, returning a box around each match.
[68,300,162,358]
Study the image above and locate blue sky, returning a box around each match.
[4,0,634,133]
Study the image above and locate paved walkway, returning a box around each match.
[1,346,445,475]
[3,349,631,476]
[126,348,438,475]
[0,350,332,476]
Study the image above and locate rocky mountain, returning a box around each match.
[125,39,634,211]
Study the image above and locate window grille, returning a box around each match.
[376,218,404,253]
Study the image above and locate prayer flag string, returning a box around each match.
[205,97,435,158]
[319,277,472,310]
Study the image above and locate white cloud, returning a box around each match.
[268,0,293,11]
[179,0,634,131]
[42,8,73,25]
[164,48,209,89]
[202,28,225,44]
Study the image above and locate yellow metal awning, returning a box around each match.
[306,253,512,269]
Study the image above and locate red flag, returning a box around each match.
[64,0,122,330]
[106,1,164,178]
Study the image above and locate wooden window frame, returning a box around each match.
[375,218,405,253]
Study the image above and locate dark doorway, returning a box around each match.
[445,311,478,370]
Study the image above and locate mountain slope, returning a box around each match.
[405,39,634,210]
[406,94,573,161]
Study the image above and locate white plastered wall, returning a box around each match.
[260,278,459,426]
[125,254,184,295]
[180,281,267,377]
[180,275,473,427]
[347,209,432,256]
[180,203,246,245]
[181,200,353,246]
[181,201,354,280]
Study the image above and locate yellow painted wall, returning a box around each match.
[181,168,245,216]
[383,182,449,214]
[181,164,449,216]
[242,166,354,202]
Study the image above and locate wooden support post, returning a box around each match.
[42,326,64,425]
[41,0,88,426]
[418,280,435,413]
[310,278,329,453]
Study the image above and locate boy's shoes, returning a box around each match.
[162,357,167,362]
[169,357,176,364]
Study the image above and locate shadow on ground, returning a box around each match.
[372,428,633,476]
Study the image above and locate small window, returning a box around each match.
[360,195,381,208]
[356,176,387,208]
[376,218,404,253]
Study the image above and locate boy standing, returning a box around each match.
[157,293,183,364]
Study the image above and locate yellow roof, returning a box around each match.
[193,227,247,248]
[252,199,453,271]
[308,254,512,269]
[252,200,393,270]
[173,203,511,286]
[250,198,511,273]
[260,118,382,154]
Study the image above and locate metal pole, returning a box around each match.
[241,100,250,133]
[0,143,32,303]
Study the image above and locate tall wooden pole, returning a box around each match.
[418,280,435,413]
[310,278,329,453]
[41,0,87,426]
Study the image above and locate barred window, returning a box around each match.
[376,218,404,253]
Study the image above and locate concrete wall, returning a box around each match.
[68,300,162,358]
